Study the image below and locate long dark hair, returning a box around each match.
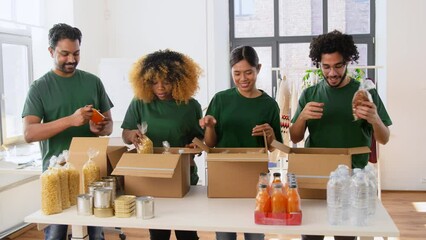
[230,45,259,68]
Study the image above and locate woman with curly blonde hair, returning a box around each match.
[121,49,203,240]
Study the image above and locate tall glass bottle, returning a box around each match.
[287,182,301,213]
[255,184,271,213]
[271,183,287,215]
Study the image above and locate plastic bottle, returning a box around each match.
[271,183,287,214]
[327,171,343,225]
[364,164,378,215]
[335,165,351,223]
[350,172,369,226]
[287,181,301,213]
[255,184,271,213]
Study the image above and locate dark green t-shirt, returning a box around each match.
[206,88,282,148]
[22,70,114,171]
[121,98,204,147]
[291,79,392,168]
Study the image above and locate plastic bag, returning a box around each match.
[63,150,80,206]
[82,148,100,193]
[162,141,171,154]
[352,79,375,120]
[136,121,154,154]
[40,157,62,215]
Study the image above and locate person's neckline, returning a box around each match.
[235,87,263,98]
[51,69,76,78]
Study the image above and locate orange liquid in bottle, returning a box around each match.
[287,183,301,213]
[271,183,287,214]
[255,184,271,213]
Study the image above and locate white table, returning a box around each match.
[25,186,399,240]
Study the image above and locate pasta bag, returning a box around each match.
[136,121,154,154]
[41,157,62,215]
[54,153,70,210]
[82,148,100,193]
[352,79,375,120]
[63,150,80,206]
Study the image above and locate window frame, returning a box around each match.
[0,30,33,146]
[229,0,376,98]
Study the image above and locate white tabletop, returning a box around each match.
[25,186,399,237]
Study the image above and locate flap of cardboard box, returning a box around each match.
[112,153,180,178]
[107,146,129,169]
[207,153,268,162]
[192,138,211,153]
[272,140,370,155]
[68,137,109,175]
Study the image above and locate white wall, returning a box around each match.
[35,0,426,190]
[378,0,426,190]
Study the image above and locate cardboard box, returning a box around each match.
[192,138,269,198]
[112,148,201,198]
[68,137,110,193]
[271,140,370,199]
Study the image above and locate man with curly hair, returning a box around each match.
[121,49,203,240]
[290,30,392,240]
[22,23,112,240]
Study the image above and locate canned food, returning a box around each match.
[94,187,112,208]
[136,196,154,219]
[77,194,92,216]
[102,176,116,201]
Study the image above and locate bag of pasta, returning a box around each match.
[136,121,153,154]
[41,156,62,215]
[55,153,70,210]
[82,148,100,193]
[352,79,375,120]
[63,150,80,206]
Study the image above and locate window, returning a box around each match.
[229,0,375,98]
[0,32,33,145]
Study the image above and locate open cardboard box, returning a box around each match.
[271,140,370,199]
[192,138,269,198]
[112,147,201,198]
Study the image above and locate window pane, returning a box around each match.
[349,43,370,78]
[0,0,12,20]
[279,0,323,36]
[253,47,272,96]
[16,0,41,25]
[234,0,274,38]
[328,0,370,34]
[279,43,312,86]
[2,43,30,140]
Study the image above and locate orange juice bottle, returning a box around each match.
[287,182,301,213]
[255,184,271,213]
[271,183,287,214]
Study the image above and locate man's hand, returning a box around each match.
[299,102,324,121]
[70,105,93,127]
[353,101,380,124]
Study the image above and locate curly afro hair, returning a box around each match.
[309,30,359,67]
[129,49,202,104]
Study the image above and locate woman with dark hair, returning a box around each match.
[121,49,203,240]
[199,45,282,240]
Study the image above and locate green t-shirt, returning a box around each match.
[22,70,114,171]
[291,79,392,168]
[206,88,283,148]
[121,98,204,147]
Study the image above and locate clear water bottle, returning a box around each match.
[364,164,378,215]
[336,165,351,223]
[327,171,343,225]
[350,171,369,226]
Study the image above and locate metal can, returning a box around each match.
[102,176,116,201]
[94,187,112,208]
[136,196,155,219]
[77,194,92,216]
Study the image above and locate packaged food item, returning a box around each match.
[352,79,375,120]
[41,157,62,215]
[82,148,100,193]
[63,150,80,206]
[136,121,153,154]
[91,109,105,124]
[162,141,171,154]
